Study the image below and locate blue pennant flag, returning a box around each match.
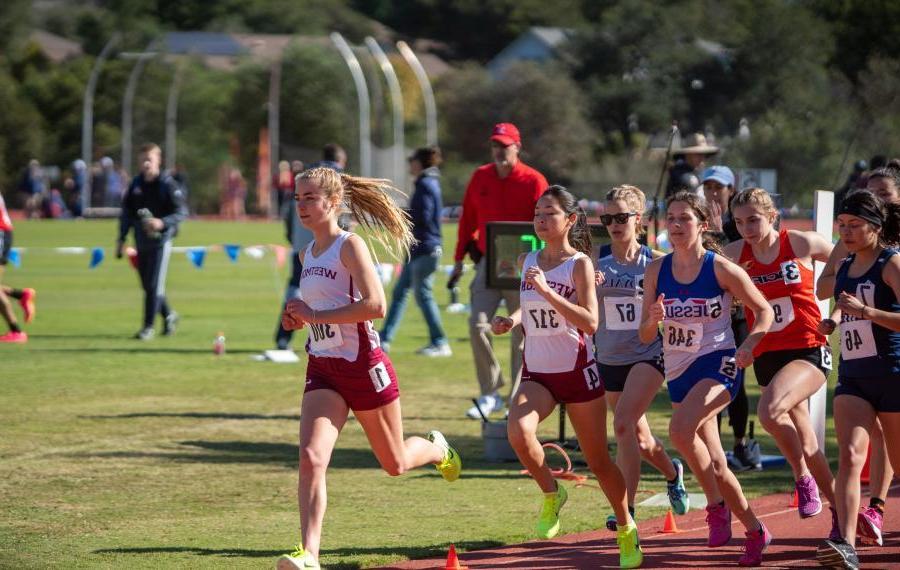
[224,244,240,263]
[89,247,105,269]
[187,248,206,269]
[8,248,21,268]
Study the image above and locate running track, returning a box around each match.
[383,485,899,569]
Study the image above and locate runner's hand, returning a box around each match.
[491,316,514,335]
[735,344,755,369]
[595,269,606,286]
[648,293,665,324]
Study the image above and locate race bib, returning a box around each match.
[768,296,795,332]
[820,345,833,370]
[368,362,392,393]
[523,301,565,337]
[583,364,603,391]
[604,296,642,330]
[780,260,802,284]
[664,321,703,353]
[840,319,876,360]
[719,356,738,379]
[309,322,343,351]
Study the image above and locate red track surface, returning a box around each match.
[383,485,899,569]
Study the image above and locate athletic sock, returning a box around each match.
[870,498,885,513]
[6,289,23,300]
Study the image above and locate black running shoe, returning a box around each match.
[816,539,859,569]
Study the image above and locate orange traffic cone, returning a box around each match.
[662,509,679,533]
[789,489,799,508]
[860,443,872,484]
[444,544,467,570]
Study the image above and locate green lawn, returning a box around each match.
[0,219,839,569]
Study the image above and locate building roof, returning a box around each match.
[28,30,83,62]
[487,26,573,76]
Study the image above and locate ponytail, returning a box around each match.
[298,167,414,260]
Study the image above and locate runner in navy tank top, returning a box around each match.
[817,191,900,569]
[639,192,775,567]
[277,168,462,570]
[492,186,643,568]
[594,185,688,532]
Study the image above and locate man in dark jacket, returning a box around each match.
[116,143,188,340]
[379,146,449,356]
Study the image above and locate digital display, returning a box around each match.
[485,222,612,290]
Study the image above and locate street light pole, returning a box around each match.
[365,37,405,189]
[330,33,372,177]
[81,33,120,213]
[396,40,437,146]
[121,48,158,175]
[165,58,186,172]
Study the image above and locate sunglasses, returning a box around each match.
[599,212,637,225]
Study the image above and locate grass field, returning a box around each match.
[0,219,840,569]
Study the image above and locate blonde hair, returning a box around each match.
[731,187,778,220]
[606,184,647,235]
[297,167,413,260]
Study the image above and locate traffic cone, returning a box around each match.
[789,489,799,508]
[860,443,872,484]
[444,544,467,570]
[662,509,679,533]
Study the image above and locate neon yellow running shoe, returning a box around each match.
[276,545,320,569]
[427,430,461,482]
[536,483,568,539]
[617,523,643,569]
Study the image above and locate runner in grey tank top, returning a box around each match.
[595,243,663,365]
[594,185,688,533]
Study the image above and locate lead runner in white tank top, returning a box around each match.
[276,167,461,569]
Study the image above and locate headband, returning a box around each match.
[840,200,883,227]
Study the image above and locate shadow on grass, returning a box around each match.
[82,412,300,421]
[92,540,505,568]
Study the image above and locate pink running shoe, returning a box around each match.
[828,507,841,542]
[857,506,884,546]
[0,331,27,343]
[796,474,823,518]
[19,288,35,323]
[738,522,772,567]
[706,502,732,547]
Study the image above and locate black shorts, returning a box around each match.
[836,373,900,412]
[753,346,832,387]
[0,230,11,266]
[597,356,665,393]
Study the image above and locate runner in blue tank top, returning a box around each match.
[594,185,688,532]
[817,190,900,569]
[639,191,775,567]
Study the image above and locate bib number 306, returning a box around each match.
[310,322,343,351]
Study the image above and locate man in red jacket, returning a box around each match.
[450,123,548,418]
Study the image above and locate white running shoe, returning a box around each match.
[416,343,452,357]
[277,546,319,569]
[466,392,502,419]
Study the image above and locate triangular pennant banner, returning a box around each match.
[186,247,206,269]
[273,245,287,269]
[224,244,240,263]
[8,248,20,268]
[89,247,105,269]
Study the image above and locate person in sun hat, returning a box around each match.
[665,132,720,198]
[448,122,549,420]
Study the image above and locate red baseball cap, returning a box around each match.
[490,122,521,146]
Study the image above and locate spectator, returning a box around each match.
[665,133,719,199]
[116,143,188,340]
[101,157,124,207]
[702,165,758,471]
[449,123,548,419]
[219,165,247,219]
[274,160,296,213]
[19,159,45,219]
[379,146,450,357]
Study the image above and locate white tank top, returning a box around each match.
[520,250,590,373]
[298,231,379,361]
